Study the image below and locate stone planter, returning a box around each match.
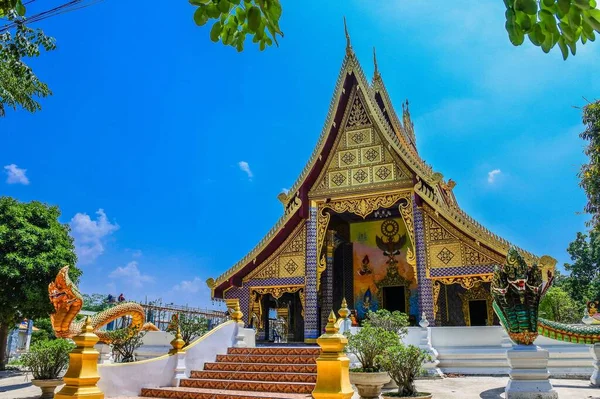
[382,393,432,399]
[349,371,391,398]
[31,379,63,399]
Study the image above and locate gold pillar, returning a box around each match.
[312,310,354,399]
[56,317,104,399]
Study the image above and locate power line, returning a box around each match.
[0,0,104,33]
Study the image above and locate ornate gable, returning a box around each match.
[244,223,306,281]
[310,87,413,196]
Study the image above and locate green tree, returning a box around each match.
[562,230,600,304]
[0,0,55,117]
[580,101,600,229]
[539,286,582,323]
[31,317,56,345]
[0,196,79,370]
[190,0,282,52]
[81,293,111,313]
[105,327,146,363]
[166,314,209,346]
[504,0,600,59]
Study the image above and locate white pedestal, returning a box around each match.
[233,322,247,348]
[172,352,187,387]
[506,345,557,399]
[418,314,443,379]
[590,343,600,387]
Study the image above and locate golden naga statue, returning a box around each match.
[49,266,158,342]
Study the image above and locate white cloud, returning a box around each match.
[4,164,30,185]
[173,277,205,294]
[109,261,154,288]
[70,209,119,264]
[238,161,253,180]
[487,169,502,184]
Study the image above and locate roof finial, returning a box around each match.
[343,16,353,56]
[373,47,380,79]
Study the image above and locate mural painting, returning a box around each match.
[350,218,416,320]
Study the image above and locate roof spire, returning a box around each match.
[373,47,380,79]
[343,16,353,56]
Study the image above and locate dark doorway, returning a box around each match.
[382,286,406,313]
[468,300,488,326]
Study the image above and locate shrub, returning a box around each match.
[365,309,409,337]
[346,323,400,372]
[104,327,146,363]
[377,344,431,397]
[166,314,209,346]
[20,339,74,380]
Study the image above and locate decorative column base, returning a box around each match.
[505,345,557,399]
[590,343,600,387]
[234,322,248,348]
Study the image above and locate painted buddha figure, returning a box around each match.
[583,301,600,325]
[357,255,373,276]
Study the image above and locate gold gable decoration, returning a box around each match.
[315,191,417,291]
[423,207,502,276]
[244,223,306,281]
[310,88,413,197]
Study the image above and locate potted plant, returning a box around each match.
[378,344,432,399]
[21,339,74,399]
[346,321,400,398]
[365,309,409,389]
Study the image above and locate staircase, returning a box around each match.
[141,346,320,399]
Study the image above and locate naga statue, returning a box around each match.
[492,248,600,345]
[49,266,158,343]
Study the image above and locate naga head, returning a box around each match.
[48,266,83,338]
[492,247,550,345]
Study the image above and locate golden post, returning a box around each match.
[311,305,354,399]
[56,316,104,399]
[169,326,185,355]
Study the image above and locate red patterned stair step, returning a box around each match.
[179,379,314,394]
[141,387,311,399]
[215,354,317,364]
[190,370,317,383]
[203,362,317,373]
[227,347,320,356]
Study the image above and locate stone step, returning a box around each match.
[190,370,317,383]
[140,387,311,399]
[203,362,317,373]
[179,378,315,394]
[215,354,317,364]
[228,347,320,356]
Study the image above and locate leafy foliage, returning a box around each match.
[377,344,431,397]
[81,293,112,313]
[105,327,146,363]
[562,230,600,304]
[346,323,400,372]
[539,286,583,323]
[190,0,282,52]
[580,101,600,228]
[503,0,600,59]
[166,314,209,346]
[364,309,409,337]
[31,317,56,345]
[0,197,79,370]
[20,339,74,379]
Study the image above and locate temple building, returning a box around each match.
[206,30,556,343]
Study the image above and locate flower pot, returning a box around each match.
[382,392,432,399]
[349,371,391,398]
[31,379,63,399]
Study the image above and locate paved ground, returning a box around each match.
[3,371,600,399]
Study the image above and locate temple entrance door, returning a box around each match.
[468,300,488,326]
[260,292,304,343]
[382,286,406,313]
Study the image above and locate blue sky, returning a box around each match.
[1,1,598,308]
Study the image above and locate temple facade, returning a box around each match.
[206,39,556,343]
